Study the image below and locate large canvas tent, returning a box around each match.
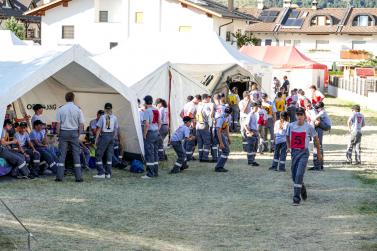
[93,32,273,101]
[240,46,328,92]
[0,45,145,157]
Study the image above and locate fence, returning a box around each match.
[329,76,377,97]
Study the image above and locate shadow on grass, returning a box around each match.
[0,228,17,251]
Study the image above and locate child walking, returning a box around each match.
[270,111,289,172]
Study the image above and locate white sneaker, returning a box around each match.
[141,175,151,179]
[105,174,111,179]
[93,174,106,179]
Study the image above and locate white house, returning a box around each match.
[25,0,257,54]
[242,0,377,68]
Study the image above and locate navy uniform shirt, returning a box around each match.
[171,125,190,142]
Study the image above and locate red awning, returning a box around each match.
[240,46,328,84]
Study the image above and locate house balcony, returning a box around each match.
[340,50,371,60]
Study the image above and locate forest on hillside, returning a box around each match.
[214,0,377,8]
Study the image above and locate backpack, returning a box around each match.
[130,160,144,173]
[0,158,12,177]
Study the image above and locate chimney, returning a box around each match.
[257,0,265,10]
[283,0,292,8]
[311,0,318,10]
[228,0,234,12]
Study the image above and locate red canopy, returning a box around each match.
[240,46,328,84]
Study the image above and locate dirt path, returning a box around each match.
[0,97,376,251]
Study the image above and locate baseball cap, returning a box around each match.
[104,103,112,109]
[33,104,45,111]
[19,122,28,128]
[183,116,192,123]
[33,120,44,127]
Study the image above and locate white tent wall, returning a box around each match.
[0,45,144,156]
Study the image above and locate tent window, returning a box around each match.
[179,26,192,32]
[110,42,118,49]
[62,26,74,39]
[135,12,144,24]
[265,39,272,46]
[99,11,108,22]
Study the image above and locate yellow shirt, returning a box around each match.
[275,98,285,112]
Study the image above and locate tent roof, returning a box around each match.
[0,45,144,154]
[240,46,326,69]
[94,32,271,76]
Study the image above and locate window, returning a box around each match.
[294,40,301,46]
[99,11,108,22]
[352,41,366,50]
[255,39,262,46]
[27,29,35,39]
[311,15,332,26]
[179,26,192,32]
[284,40,292,46]
[265,39,272,46]
[352,15,374,26]
[62,25,74,39]
[135,12,144,24]
[110,42,118,49]
[226,31,231,42]
[316,40,330,50]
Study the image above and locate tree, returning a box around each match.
[231,31,260,48]
[4,17,25,40]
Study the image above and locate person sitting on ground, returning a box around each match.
[30,120,58,174]
[169,116,194,174]
[270,111,289,172]
[245,102,259,166]
[1,120,31,179]
[309,85,325,106]
[346,105,365,165]
[14,122,41,178]
[31,104,46,125]
[214,106,232,173]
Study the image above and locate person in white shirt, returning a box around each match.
[238,91,251,151]
[346,105,365,165]
[156,98,169,161]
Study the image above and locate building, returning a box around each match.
[241,0,377,67]
[0,0,41,42]
[25,0,256,54]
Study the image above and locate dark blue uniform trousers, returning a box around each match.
[57,130,82,180]
[96,132,114,176]
[271,142,287,170]
[144,130,160,177]
[171,141,187,173]
[291,149,309,203]
[215,133,230,170]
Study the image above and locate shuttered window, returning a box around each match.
[62,25,74,39]
[99,11,108,23]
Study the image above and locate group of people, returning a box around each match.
[1,81,366,205]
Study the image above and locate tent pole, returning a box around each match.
[168,69,172,142]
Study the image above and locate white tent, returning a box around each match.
[93,47,210,133]
[94,32,272,95]
[0,45,146,157]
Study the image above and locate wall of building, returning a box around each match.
[328,85,377,111]
[254,32,377,68]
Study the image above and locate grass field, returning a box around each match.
[0,96,376,251]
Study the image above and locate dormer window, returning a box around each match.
[352,15,375,27]
[311,15,332,26]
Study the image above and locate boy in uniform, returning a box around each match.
[142,95,161,179]
[93,103,119,179]
[30,120,58,174]
[245,103,259,166]
[31,104,46,125]
[286,107,322,206]
[196,94,212,162]
[14,122,41,177]
[214,107,232,172]
[346,105,365,165]
[262,93,277,152]
[1,120,30,178]
[256,101,268,153]
[156,98,169,161]
[169,116,194,174]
